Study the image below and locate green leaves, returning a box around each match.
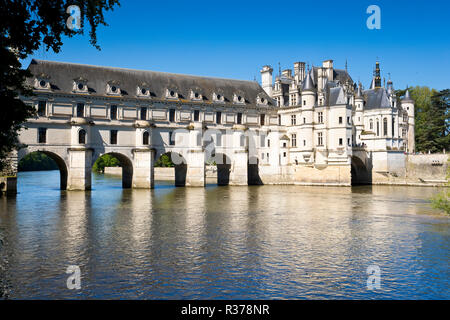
[93,154,120,173]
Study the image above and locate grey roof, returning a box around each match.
[369,77,376,90]
[402,89,413,102]
[302,71,315,91]
[326,87,346,106]
[363,88,392,109]
[310,66,353,86]
[26,59,273,106]
[356,86,363,98]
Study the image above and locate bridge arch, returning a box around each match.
[207,152,232,186]
[92,152,134,188]
[351,155,371,185]
[154,151,187,187]
[18,150,68,190]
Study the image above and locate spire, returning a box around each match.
[356,84,363,98]
[374,61,382,88]
[403,87,412,101]
[302,71,314,91]
[370,77,376,90]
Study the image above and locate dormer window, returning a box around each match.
[73,77,88,93]
[137,82,150,97]
[107,80,121,95]
[257,95,268,106]
[166,88,179,99]
[213,92,225,103]
[34,73,51,91]
[233,93,245,104]
[190,89,203,101]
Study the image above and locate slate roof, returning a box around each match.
[363,88,392,110]
[26,59,274,107]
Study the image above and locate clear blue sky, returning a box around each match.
[24,0,450,90]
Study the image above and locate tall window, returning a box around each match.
[216,111,221,124]
[236,113,242,124]
[303,117,306,124]
[240,134,245,147]
[347,116,350,125]
[370,119,373,130]
[260,114,265,125]
[318,112,323,123]
[291,115,296,126]
[38,128,47,143]
[38,100,46,116]
[338,116,343,124]
[383,118,388,136]
[268,139,270,147]
[278,115,281,125]
[377,120,380,136]
[143,131,149,145]
[292,134,297,147]
[318,132,323,146]
[110,105,117,120]
[291,94,297,106]
[77,103,85,117]
[392,118,395,137]
[169,109,175,122]
[169,131,175,145]
[339,138,343,146]
[78,129,86,144]
[140,107,147,120]
[194,110,200,122]
[110,130,117,144]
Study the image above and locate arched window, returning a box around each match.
[376,120,380,136]
[369,119,373,130]
[143,131,149,145]
[383,118,388,136]
[79,129,86,144]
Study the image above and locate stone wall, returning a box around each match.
[104,166,218,181]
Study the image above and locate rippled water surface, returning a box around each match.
[0,170,449,299]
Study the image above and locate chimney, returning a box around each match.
[260,65,273,97]
[323,59,334,81]
[282,69,292,78]
[294,62,306,82]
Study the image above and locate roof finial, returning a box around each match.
[345,59,348,73]
[278,62,281,77]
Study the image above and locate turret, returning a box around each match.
[260,65,273,97]
[301,71,315,107]
[401,88,415,153]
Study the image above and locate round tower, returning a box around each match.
[401,88,415,153]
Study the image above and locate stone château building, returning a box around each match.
[1,58,415,193]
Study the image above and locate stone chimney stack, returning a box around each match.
[260,65,273,97]
[323,59,334,81]
[294,62,306,83]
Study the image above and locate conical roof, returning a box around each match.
[302,72,315,91]
[402,88,413,101]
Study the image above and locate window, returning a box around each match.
[143,131,149,145]
[283,152,286,157]
[339,116,343,124]
[169,109,175,122]
[78,129,86,144]
[216,132,222,147]
[240,134,245,147]
[303,117,306,124]
[392,118,395,137]
[283,142,287,148]
[383,118,388,136]
[370,119,373,130]
[216,111,221,124]
[318,132,323,146]
[194,110,200,122]
[303,100,306,106]
[278,115,281,125]
[377,120,380,136]
[110,105,117,120]
[267,153,269,161]
[291,94,297,106]
[140,107,147,120]
[348,138,351,146]
[347,116,350,125]
[260,114,265,125]
[339,138,343,146]
[237,113,242,124]
[169,131,175,145]
[318,112,323,123]
[77,103,84,117]
[303,140,306,146]
[110,130,117,144]
[38,101,46,116]
[402,128,406,137]
[291,115,296,126]
[260,134,265,147]
[319,98,323,105]
[268,139,271,147]
[38,128,47,143]
[292,134,297,147]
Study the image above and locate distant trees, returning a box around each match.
[431,159,450,215]
[154,154,174,167]
[18,152,58,171]
[396,86,449,153]
[93,154,120,173]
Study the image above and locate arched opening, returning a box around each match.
[351,156,371,185]
[248,156,263,185]
[78,129,86,144]
[154,152,187,187]
[92,153,133,188]
[206,153,231,186]
[18,151,68,190]
[143,131,149,145]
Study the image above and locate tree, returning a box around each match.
[93,154,120,173]
[431,158,450,215]
[396,86,449,153]
[18,152,58,171]
[154,154,174,167]
[0,0,120,173]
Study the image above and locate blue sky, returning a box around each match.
[24,0,450,90]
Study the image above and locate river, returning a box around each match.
[0,170,448,299]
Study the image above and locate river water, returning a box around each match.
[0,170,448,299]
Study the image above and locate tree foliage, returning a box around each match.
[431,158,450,215]
[154,154,174,167]
[396,86,449,153]
[0,0,120,173]
[18,152,58,171]
[93,154,120,173]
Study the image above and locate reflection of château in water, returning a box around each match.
[4,59,415,193]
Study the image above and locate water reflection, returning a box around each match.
[0,170,448,299]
